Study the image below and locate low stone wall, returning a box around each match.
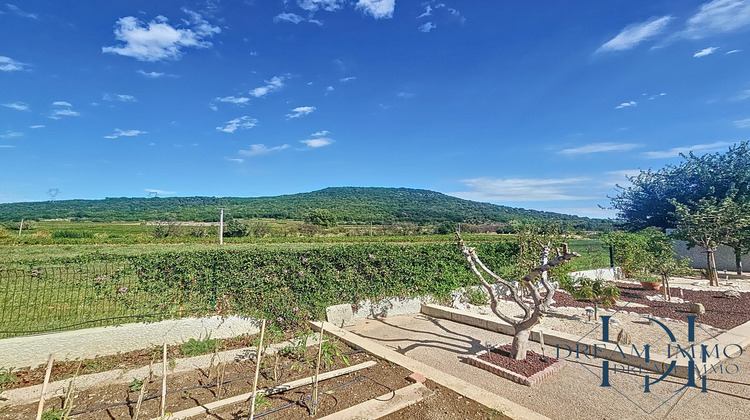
[0,315,260,369]
[673,240,750,272]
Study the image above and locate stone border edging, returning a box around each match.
[466,347,566,387]
[310,320,550,420]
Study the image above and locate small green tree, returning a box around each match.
[565,277,620,320]
[672,197,750,286]
[303,209,337,228]
[223,219,249,237]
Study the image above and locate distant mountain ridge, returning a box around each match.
[0,187,609,229]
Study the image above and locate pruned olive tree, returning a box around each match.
[457,232,579,360]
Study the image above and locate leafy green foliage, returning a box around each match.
[180,336,224,357]
[129,378,143,392]
[304,209,338,227]
[223,219,249,237]
[463,288,489,306]
[128,241,519,328]
[320,339,349,368]
[564,276,620,319]
[0,367,17,388]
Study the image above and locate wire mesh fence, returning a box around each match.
[0,263,217,339]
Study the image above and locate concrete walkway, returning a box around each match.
[348,314,750,420]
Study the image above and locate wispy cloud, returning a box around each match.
[615,101,637,109]
[733,89,750,101]
[0,145,16,148]
[226,158,244,163]
[300,137,334,148]
[6,4,37,19]
[734,118,750,128]
[418,22,436,33]
[103,93,137,102]
[694,46,719,57]
[340,76,356,82]
[145,188,175,195]
[0,131,23,139]
[449,177,594,202]
[677,0,750,39]
[418,5,432,18]
[250,76,284,97]
[104,129,147,139]
[238,144,290,156]
[559,142,640,156]
[355,0,395,19]
[216,116,258,133]
[644,141,733,158]
[298,0,346,12]
[102,10,220,62]
[274,12,304,24]
[29,125,45,129]
[137,70,169,78]
[215,96,250,104]
[49,102,79,119]
[2,102,29,111]
[311,130,330,137]
[0,56,29,72]
[286,106,316,119]
[596,15,673,53]
[727,49,742,54]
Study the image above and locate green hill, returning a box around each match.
[0,187,610,230]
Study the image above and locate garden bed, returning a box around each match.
[467,345,565,386]
[0,339,501,419]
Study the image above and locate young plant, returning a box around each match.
[463,287,489,306]
[565,277,620,320]
[181,335,223,357]
[320,339,349,369]
[0,367,17,388]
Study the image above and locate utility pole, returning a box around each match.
[218,208,224,245]
[18,219,24,237]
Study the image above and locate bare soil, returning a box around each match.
[1,341,499,419]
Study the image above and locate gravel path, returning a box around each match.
[349,315,750,420]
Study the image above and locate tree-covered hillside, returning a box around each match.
[0,187,610,230]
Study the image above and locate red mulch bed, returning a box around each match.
[477,344,558,377]
[551,283,750,330]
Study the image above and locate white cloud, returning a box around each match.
[298,0,346,12]
[102,11,220,62]
[250,76,284,97]
[646,92,667,100]
[340,76,356,82]
[677,0,750,39]
[418,22,436,32]
[215,96,250,104]
[275,12,304,24]
[311,130,330,137]
[559,142,640,155]
[145,188,175,195]
[29,125,45,129]
[644,141,733,158]
[6,4,37,19]
[727,49,742,54]
[226,158,244,163]
[49,102,79,119]
[596,16,673,53]
[0,131,22,139]
[137,70,167,78]
[449,177,594,202]
[694,46,719,57]
[326,85,335,91]
[397,91,414,98]
[0,145,15,148]
[0,56,28,72]
[734,89,750,100]
[356,0,395,19]
[734,118,750,128]
[238,144,290,156]
[2,102,29,111]
[300,137,334,148]
[103,93,137,102]
[52,101,72,107]
[104,129,147,139]
[418,5,432,18]
[615,101,637,109]
[217,116,258,133]
[286,106,316,119]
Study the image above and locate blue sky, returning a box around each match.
[1,0,749,218]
